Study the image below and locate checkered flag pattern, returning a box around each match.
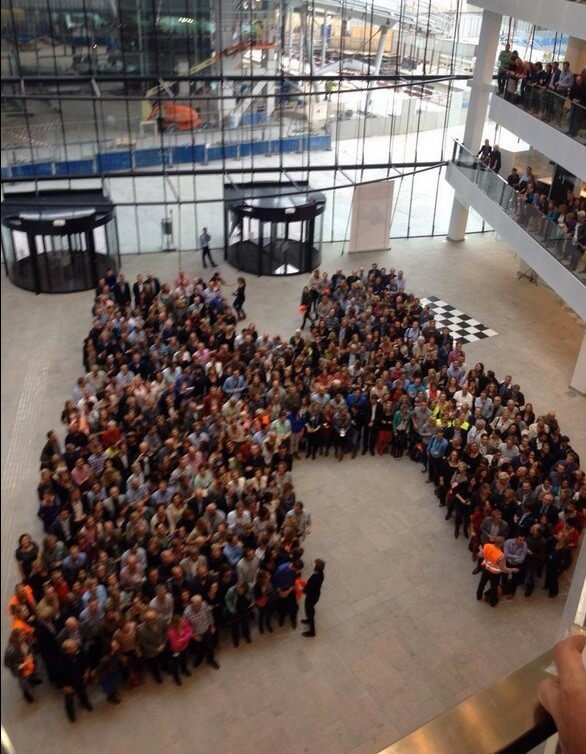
[420,296,498,344]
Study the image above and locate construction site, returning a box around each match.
[1,0,480,171]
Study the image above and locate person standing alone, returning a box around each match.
[199,227,217,268]
[233,276,246,320]
[302,559,325,637]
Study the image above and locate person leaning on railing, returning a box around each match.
[497,43,512,96]
[553,61,574,124]
[566,74,586,137]
[568,210,586,272]
[501,54,584,133]
[503,50,523,102]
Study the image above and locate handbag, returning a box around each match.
[294,577,306,601]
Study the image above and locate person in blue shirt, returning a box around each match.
[427,429,448,486]
[287,409,307,459]
[346,387,366,411]
[223,369,246,399]
[273,560,302,629]
[223,534,243,567]
[406,377,426,399]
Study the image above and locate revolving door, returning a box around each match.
[1,188,119,293]
[224,182,325,276]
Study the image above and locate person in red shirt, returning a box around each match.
[49,570,70,605]
[99,420,122,449]
[554,520,580,553]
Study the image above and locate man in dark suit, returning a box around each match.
[361,394,381,456]
[113,273,131,308]
[50,507,76,546]
[538,493,559,527]
[489,144,502,174]
[132,274,144,305]
[104,267,117,289]
[59,638,94,722]
[302,559,325,637]
[145,272,161,296]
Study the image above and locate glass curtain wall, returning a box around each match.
[2,0,497,252]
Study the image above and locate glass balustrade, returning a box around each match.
[451,140,586,283]
[494,83,585,145]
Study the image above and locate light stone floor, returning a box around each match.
[1,234,585,754]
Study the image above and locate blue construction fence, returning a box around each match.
[1,134,332,180]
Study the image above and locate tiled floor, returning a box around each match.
[419,296,498,343]
[1,234,584,754]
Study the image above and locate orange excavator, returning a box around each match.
[142,37,276,133]
[148,102,202,132]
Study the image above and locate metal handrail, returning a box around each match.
[450,139,586,282]
[379,649,556,754]
[494,81,586,143]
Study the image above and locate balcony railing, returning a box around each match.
[450,140,586,284]
[379,648,557,754]
[381,536,586,754]
[494,80,586,146]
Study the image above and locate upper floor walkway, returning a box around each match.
[446,140,586,320]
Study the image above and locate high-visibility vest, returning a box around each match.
[482,543,504,574]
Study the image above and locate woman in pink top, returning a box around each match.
[167,614,193,685]
[71,457,92,489]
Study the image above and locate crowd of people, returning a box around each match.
[496,43,586,137]
[6,266,326,719]
[5,262,584,721]
[505,165,586,272]
[474,140,586,273]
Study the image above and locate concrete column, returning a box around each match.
[265,39,278,119]
[570,329,586,395]
[564,37,586,72]
[447,198,469,243]
[373,25,389,75]
[287,5,294,61]
[299,7,306,72]
[447,9,502,242]
[321,13,330,67]
[366,25,390,115]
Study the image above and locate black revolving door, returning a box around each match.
[1,188,119,293]
[224,181,325,276]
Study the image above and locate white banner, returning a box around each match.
[349,181,394,253]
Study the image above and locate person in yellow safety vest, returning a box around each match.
[475,536,518,607]
[450,416,470,445]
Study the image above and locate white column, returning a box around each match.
[447,9,502,242]
[366,25,390,115]
[299,7,306,72]
[321,13,330,67]
[564,37,586,72]
[287,5,294,61]
[447,198,469,242]
[373,25,389,75]
[570,329,586,395]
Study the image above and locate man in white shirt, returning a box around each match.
[236,548,260,588]
[285,501,312,540]
[199,227,217,268]
[226,502,251,534]
[453,383,474,412]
